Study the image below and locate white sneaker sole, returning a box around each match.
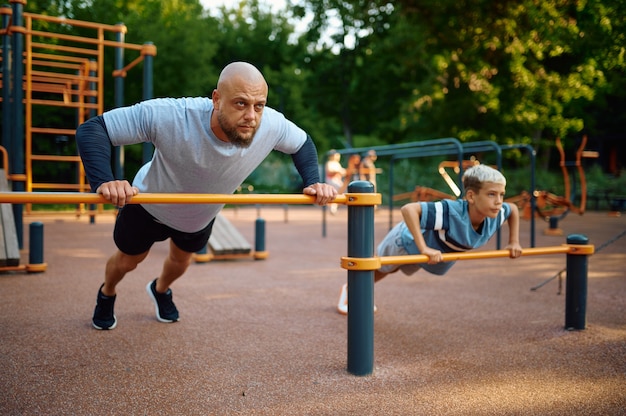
[146,281,178,323]
[92,315,117,330]
[336,283,377,315]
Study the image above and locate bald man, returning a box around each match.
[76,61,337,330]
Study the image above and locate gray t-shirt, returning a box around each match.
[103,97,307,232]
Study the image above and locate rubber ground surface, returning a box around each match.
[1,206,624,415]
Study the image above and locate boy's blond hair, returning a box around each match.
[462,164,506,193]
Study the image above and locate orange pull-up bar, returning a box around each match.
[0,191,381,206]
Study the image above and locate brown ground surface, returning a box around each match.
[1,205,625,415]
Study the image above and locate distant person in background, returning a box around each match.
[360,149,378,191]
[325,150,346,214]
[339,153,362,194]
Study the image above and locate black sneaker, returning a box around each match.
[92,284,117,330]
[146,279,179,323]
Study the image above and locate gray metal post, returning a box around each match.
[10,0,24,248]
[255,217,265,253]
[28,222,44,266]
[565,234,589,330]
[347,180,375,375]
[142,42,155,164]
[113,25,125,179]
[1,5,11,156]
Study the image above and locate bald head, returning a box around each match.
[217,62,267,92]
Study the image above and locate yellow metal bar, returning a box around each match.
[0,192,381,206]
[24,12,128,33]
[30,183,91,191]
[341,244,595,270]
[30,155,82,162]
[344,193,381,206]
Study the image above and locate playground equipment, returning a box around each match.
[0,186,593,377]
[322,138,468,236]
[391,159,479,204]
[193,213,268,263]
[506,136,594,236]
[384,140,538,248]
[0,144,46,272]
[1,1,155,246]
[342,181,593,376]
[326,135,597,253]
[321,139,540,247]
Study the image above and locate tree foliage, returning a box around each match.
[300,0,624,157]
[15,0,626,166]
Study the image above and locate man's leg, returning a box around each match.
[101,250,149,296]
[155,240,194,292]
[93,250,148,330]
[146,241,194,323]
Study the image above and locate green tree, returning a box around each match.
[296,0,398,147]
[297,0,625,162]
[210,0,333,148]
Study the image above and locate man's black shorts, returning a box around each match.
[113,204,214,255]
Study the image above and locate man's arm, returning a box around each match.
[76,116,137,206]
[75,116,115,192]
[290,135,320,187]
[291,135,337,205]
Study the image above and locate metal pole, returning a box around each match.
[113,25,125,179]
[28,221,44,265]
[142,42,154,164]
[347,180,375,375]
[565,234,588,330]
[88,59,98,223]
[1,5,12,157]
[10,0,24,248]
[254,217,265,253]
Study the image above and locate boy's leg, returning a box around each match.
[374,270,389,282]
[337,222,405,314]
[337,267,390,315]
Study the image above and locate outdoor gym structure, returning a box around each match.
[0,182,595,376]
[324,135,593,249]
[322,138,539,248]
[1,1,155,247]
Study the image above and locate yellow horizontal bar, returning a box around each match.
[341,244,595,270]
[344,193,381,206]
[0,192,381,206]
[341,257,382,270]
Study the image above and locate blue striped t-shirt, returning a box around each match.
[399,199,511,275]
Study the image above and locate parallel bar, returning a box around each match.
[0,191,381,206]
[380,245,593,264]
[341,244,595,271]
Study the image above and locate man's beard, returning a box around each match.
[217,112,258,148]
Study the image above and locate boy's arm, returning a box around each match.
[400,202,443,264]
[505,203,523,258]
